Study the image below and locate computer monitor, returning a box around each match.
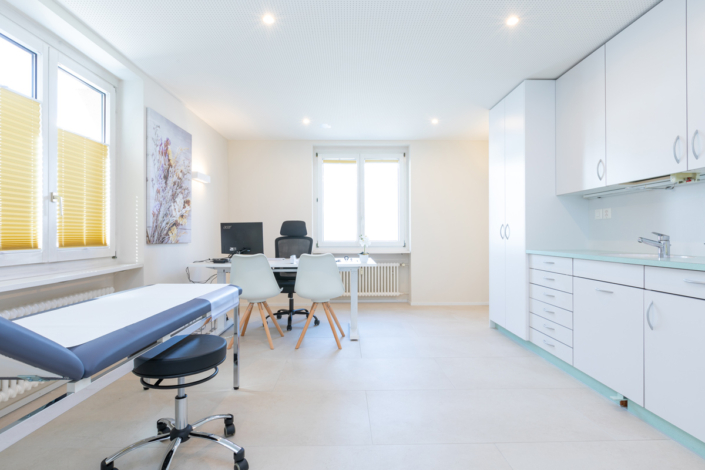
[220,222,264,255]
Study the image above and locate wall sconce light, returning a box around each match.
[193,171,211,184]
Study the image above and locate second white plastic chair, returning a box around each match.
[294,254,346,349]
[229,254,285,350]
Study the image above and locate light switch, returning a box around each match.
[603,208,612,219]
[595,209,603,220]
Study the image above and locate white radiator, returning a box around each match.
[340,263,401,297]
[0,287,114,403]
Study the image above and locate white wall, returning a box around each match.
[228,140,489,305]
[588,183,705,256]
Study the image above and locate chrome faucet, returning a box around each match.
[638,232,671,259]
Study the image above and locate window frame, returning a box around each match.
[313,147,409,251]
[0,16,117,267]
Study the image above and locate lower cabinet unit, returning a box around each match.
[573,277,645,406]
[645,290,705,442]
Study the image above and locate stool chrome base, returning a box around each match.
[101,382,246,470]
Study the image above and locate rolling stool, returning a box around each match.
[100,335,248,470]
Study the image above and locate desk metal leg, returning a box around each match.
[349,269,359,341]
[233,305,240,390]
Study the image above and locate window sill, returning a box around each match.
[0,263,143,294]
[313,247,410,255]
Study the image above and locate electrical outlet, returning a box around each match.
[603,208,612,219]
[595,209,603,220]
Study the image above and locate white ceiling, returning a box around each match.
[56,0,659,141]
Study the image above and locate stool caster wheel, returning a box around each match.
[157,421,170,435]
[224,416,235,437]
[276,314,282,320]
[142,386,149,391]
[234,458,249,470]
[314,318,320,326]
[101,458,117,470]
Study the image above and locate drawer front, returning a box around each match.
[646,266,705,300]
[529,298,573,329]
[530,314,573,346]
[529,284,573,311]
[530,269,573,293]
[530,328,573,365]
[529,255,573,275]
[574,259,644,288]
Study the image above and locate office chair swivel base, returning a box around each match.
[101,382,247,470]
[276,295,320,331]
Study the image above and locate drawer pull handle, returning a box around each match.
[595,289,613,294]
[543,293,555,298]
[646,301,655,331]
[543,339,555,347]
[544,261,555,265]
[684,279,705,285]
[543,308,555,314]
[543,324,555,330]
[544,277,555,281]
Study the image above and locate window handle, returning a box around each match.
[51,192,63,217]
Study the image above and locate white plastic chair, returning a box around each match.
[294,254,346,349]
[229,254,285,349]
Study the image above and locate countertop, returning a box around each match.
[526,249,705,272]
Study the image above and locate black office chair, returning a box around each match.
[101,335,248,470]
[274,220,319,331]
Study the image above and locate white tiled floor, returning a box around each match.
[2,303,704,469]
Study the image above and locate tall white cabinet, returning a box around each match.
[490,81,588,340]
[687,0,705,170]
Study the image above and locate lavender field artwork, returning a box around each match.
[146,108,192,244]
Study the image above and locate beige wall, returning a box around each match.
[228,140,489,305]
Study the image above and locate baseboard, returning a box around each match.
[409,302,489,306]
[496,325,705,461]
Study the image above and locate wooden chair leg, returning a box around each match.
[325,302,345,338]
[240,303,254,336]
[263,301,285,337]
[257,303,275,349]
[295,303,318,349]
[322,302,342,349]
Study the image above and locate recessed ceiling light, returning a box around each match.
[263,14,275,25]
[321,123,331,129]
[431,118,439,125]
[506,16,519,26]
[302,118,310,125]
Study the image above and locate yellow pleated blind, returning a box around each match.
[57,129,108,248]
[0,88,42,251]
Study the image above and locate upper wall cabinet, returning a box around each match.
[687,0,705,171]
[556,46,606,195]
[605,0,687,185]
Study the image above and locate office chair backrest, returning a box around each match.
[275,221,313,279]
[229,254,281,302]
[295,254,345,302]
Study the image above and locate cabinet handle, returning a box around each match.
[596,159,605,181]
[543,261,555,265]
[543,339,555,347]
[684,279,705,285]
[543,293,555,298]
[673,135,682,164]
[595,288,613,294]
[693,130,701,160]
[543,324,555,330]
[646,301,655,331]
[505,225,510,240]
[500,224,505,240]
[544,277,555,281]
[543,308,555,314]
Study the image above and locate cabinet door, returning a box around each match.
[645,290,705,442]
[489,101,506,327]
[574,278,644,405]
[556,46,606,194]
[504,83,528,340]
[606,0,687,185]
[688,0,705,170]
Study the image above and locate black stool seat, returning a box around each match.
[133,335,227,379]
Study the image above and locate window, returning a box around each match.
[314,149,408,250]
[0,19,116,267]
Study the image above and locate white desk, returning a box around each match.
[191,257,374,340]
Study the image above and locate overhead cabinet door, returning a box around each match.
[489,101,507,327]
[687,0,705,170]
[556,46,606,194]
[606,0,687,185]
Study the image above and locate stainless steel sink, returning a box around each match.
[600,253,697,260]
